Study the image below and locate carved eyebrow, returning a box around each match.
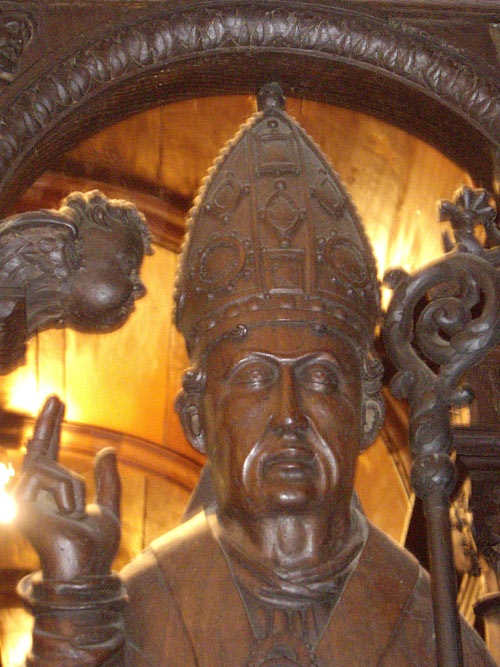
[224,353,278,381]
[224,351,343,379]
[294,352,342,371]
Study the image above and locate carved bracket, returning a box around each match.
[0,11,34,84]
[0,190,152,374]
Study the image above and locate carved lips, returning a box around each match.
[262,444,317,483]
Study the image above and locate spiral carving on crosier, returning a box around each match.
[383,187,500,497]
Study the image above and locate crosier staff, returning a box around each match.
[383,187,500,667]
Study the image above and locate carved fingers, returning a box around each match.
[16,457,86,517]
[25,394,64,462]
[16,396,86,518]
[15,396,122,580]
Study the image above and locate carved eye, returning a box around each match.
[230,360,275,388]
[298,362,339,392]
[93,207,106,224]
[116,250,140,274]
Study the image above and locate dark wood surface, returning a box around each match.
[0,1,499,215]
[0,3,499,665]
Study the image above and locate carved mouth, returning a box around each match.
[263,447,316,480]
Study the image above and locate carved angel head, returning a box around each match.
[0,190,152,372]
[60,190,152,331]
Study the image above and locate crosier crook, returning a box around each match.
[383,187,500,667]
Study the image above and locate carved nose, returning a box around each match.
[271,368,307,434]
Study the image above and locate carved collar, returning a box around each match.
[207,498,368,653]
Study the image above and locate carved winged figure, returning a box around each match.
[0,190,152,373]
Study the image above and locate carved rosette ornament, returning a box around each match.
[0,12,34,84]
[246,631,318,667]
[175,83,379,361]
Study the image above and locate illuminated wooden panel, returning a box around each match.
[290,101,470,307]
[58,424,200,492]
[36,329,66,402]
[0,606,33,667]
[65,97,257,200]
[1,331,40,415]
[0,524,37,573]
[355,435,413,545]
[64,247,175,443]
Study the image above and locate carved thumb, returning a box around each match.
[94,448,121,520]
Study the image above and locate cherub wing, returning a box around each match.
[0,210,76,373]
[0,210,75,286]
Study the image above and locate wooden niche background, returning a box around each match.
[0,95,471,574]
[0,4,498,665]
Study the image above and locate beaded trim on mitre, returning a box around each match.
[174,83,380,359]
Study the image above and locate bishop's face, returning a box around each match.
[202,324,363,526]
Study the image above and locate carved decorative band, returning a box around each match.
[0,12,34,82]
[0,3,499,182]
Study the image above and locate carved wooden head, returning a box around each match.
[0,190,152,338]
[175,85,384,464]
[61,190,152,331]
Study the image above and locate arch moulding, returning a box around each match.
[0,1,499,214]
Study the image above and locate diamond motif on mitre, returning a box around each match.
[265,188,301,238]
[174,84,379,359]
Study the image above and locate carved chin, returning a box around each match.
[68,299,135,331]
[65,271,135,331]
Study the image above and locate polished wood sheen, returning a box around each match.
[0,2,499,665]
[9,84,498,667]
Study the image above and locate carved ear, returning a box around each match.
[360,396,385,450]
[175,390,206,453]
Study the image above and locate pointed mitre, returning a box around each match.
[175,84,380,360]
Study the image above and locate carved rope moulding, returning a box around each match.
[0,4,499,180]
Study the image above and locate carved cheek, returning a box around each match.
[70,265,132,315]
[309,395,360,449]
[218,397,266,474]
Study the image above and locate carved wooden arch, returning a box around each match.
[0,1,499,215]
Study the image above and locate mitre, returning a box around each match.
[175,84,380,360]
